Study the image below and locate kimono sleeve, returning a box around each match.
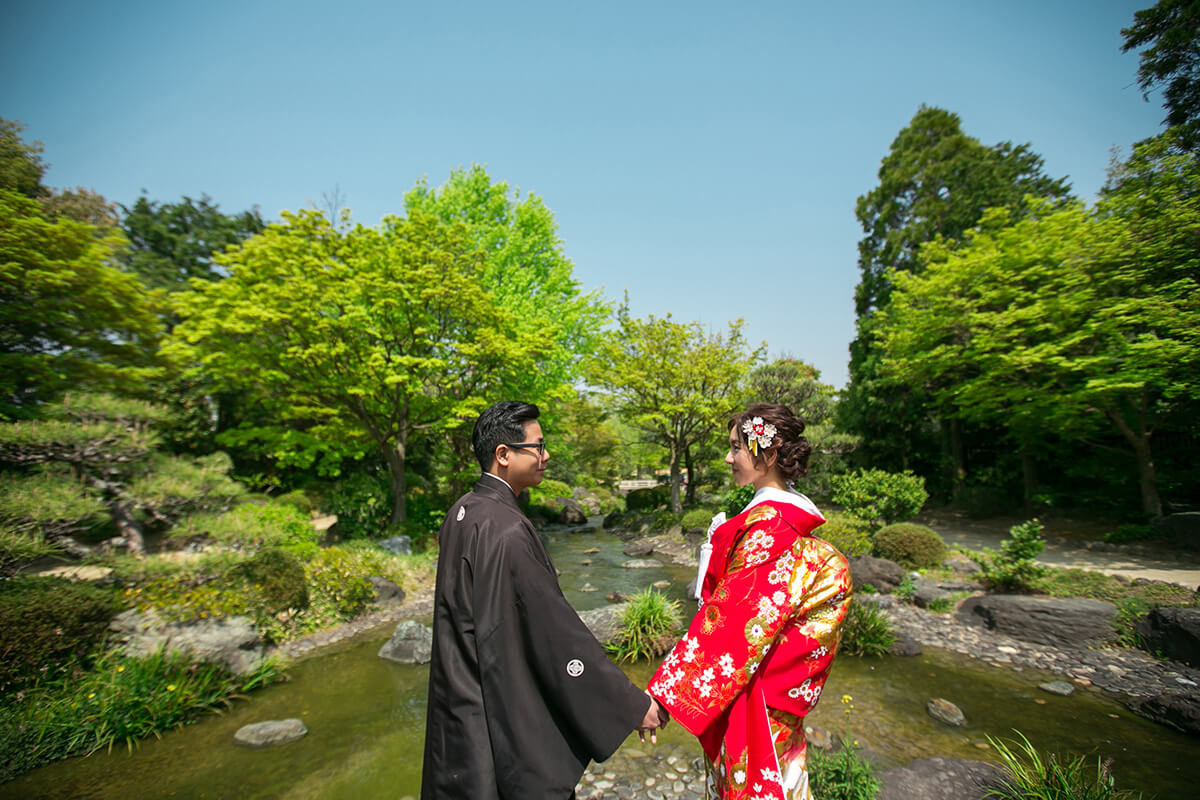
[482,525,650,763]
[648,507,803,737]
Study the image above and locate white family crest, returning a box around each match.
[566,658,585,677]
[456,506,465,521]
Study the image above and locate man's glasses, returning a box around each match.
[505,441,546,457]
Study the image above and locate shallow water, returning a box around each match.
[4,528,1197,799]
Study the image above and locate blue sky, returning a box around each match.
[1,0,1163,387]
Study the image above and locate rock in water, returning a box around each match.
[877,757,1002,800]
[621,559,662,569]
[1136,607,1200,667]
[234,718,308,747]
[378,620,433,664]
[1127,692,1200,735]
[926,698,965,727]
[1039,681,1075,696]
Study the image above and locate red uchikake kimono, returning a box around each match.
[649,493,852,800]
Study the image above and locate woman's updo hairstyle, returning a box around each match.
[729,402,812,482]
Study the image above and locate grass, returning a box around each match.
[984,731,1143,800]
[809,734,881,800]
[839,599,897,657]
[605,588,681,663]
[0,647,283,782]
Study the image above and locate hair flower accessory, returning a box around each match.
[742,416,777,456]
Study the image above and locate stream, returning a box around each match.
[4,526,1199,799]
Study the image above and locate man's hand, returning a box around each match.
[637,692,669,744]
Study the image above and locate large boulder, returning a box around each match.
[577,603,627,645]
[913,579,980,609]
[1136,607,1200,667]
[368,576,405,606]
[1152,512,1200,550]
[377,535,412,556]
[558,497,588,525]
[877,757,1003,800]
[848,555,905,593]
[109,610,264,675]
[957,595,1115,648]
[1127,692,1200,735]
[378,620,433,664]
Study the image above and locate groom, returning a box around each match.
[421,400,665,799]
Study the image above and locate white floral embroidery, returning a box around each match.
[761,767,782,784]
[772,590,787,606]
[733,769,746,785]
[809,645,829,660]
[718,653,736,676]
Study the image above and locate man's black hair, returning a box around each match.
[472,401,540,471]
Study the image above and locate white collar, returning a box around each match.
[745,485,825,522]
[483,472,515,494]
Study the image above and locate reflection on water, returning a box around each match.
[4,528,1197,799]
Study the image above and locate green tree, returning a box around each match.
[590,306,762,512]
[1122,0,1200,150]
[404,165,609,401]
[42,187,121,230]
[0,191,162,417]
[0,118,48,200]
[843,106,1072,491]
[121,194,266,290]
[167,209,540,522]
[744,358,836,425]
[877,167,1200,517]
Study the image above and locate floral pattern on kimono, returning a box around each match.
[649,500,852,800]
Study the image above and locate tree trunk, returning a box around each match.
[668,442,683,513]
[1020,442,1038,516]
[383,435,408,524]
[109,501,145,556]
[946,416,966,501]
[1104,402,1163,518]
[684,445,696,506]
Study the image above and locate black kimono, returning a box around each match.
[420,475,650,800]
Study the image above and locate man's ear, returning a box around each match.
[494,445,510,469]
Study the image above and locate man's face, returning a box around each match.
[502,420,548,494]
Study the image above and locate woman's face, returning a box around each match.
[726,426,770,488]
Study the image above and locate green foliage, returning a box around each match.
[0,648,282,782]
[125,451,245,521]
[590,303,764,512]
[984,730,1143,800]
[979,519,1048,592]
[120,193,265,290]
[894,575,916,603]
[174,502,319,553]
[322,472,391,539]
[0,577,122,694]
[1030,565,1197,607]
[605,588,681,663]
[0,117,49,199]
[1103,524,1160,545]
[274,490,314,515]
[300,546,380,626]
[529,478,572,506]
[681,507,717,530]
[0,470,107,536]
[872,523,947,570]
[744,358,837,425]
[723,484,755,516]
[0,190,162,417]
[809,735,882,800]
[831,468,928,525]
[166,208,550,523]
[0,523,60,576]
[399,491,447,551]
[626,485,670,512]
[839,599,897,657]
[817,512,875,558]
[236,548,309,613]
[1121,0,1200,151]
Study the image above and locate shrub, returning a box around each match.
[273,490,314,515]
[839,599,896,657]
[0,522,61,577]
[0,470,107,537]
[872,523,947,570]
[237,548,309,613]
[1103,524,1159,545]
[0,577,122,694]
[681,507,717,530]
[722,484,755,516]
[323,472,391,539]
[303,546,378,622]
[402,491,447,550]
[605,589,681,663]
[174,502,319,553]
[818,512,874,557]
[984,730,1143,799]
[529,478,572,506]
[809,735,882,800]
[979,519,1048,592]
[625,484,669,512]
[831,468,927,525]
[895,575,916,603]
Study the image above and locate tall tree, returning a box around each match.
[0,191,162,418]
[0,118,48,200]
[590,307,762,512]
[121,194,265,290]
[404,165,609,403]
[1122,0,1200,150]
[166,209,541,522]
[842,106,1072,489]
[877,162,1200,518]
